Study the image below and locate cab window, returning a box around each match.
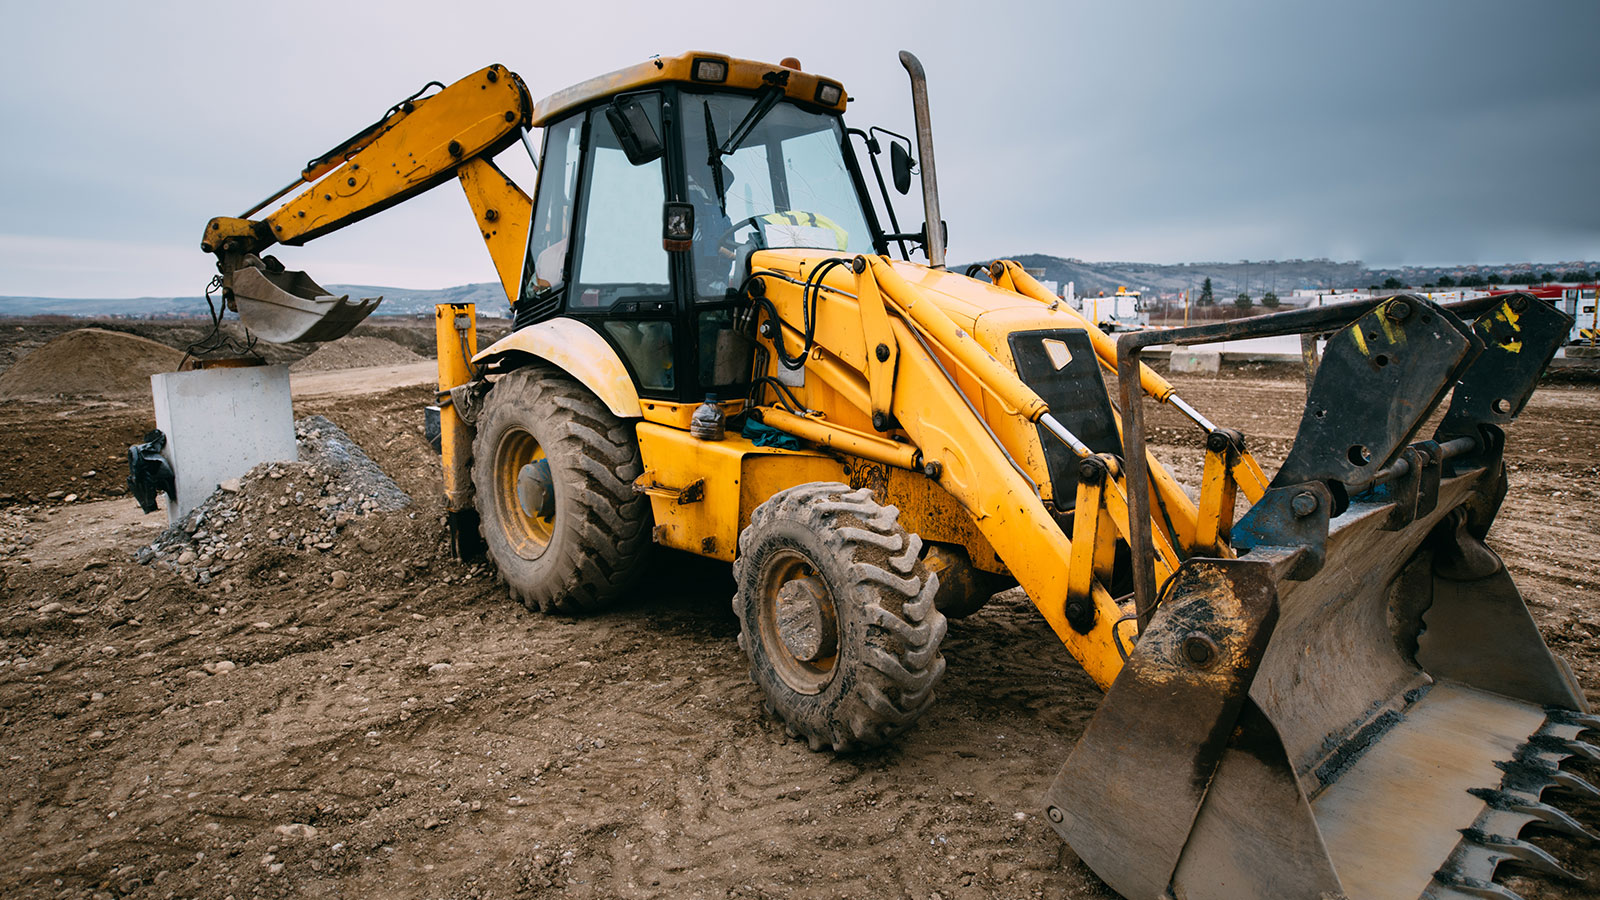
[522,114,582,299]
[681,94,874,304]
[570,94,669,310]
[570,93,675,391]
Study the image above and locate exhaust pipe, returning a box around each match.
[898,51,945,269]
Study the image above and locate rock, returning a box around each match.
[46,490,64,500]
[422,816,441,830]
[84,471,96,478]
[38,602,62,614]
[177,550,197,565]
[203,660,236,675]
[219,478,242,494]
[63,494,77,503]
[428,663,453,675]
[330,571,351,590]
[274,823,317,839]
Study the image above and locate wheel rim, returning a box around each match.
[493,427,554,558]
[758,549,840,695]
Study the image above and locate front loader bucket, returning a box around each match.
[227,260,381,343]
[1046,294,1595,900]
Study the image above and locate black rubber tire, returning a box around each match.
[472,365,651,613]
[733,482,947,751]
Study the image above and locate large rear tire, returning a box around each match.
[733,482,947,751]
[472,366,651,613]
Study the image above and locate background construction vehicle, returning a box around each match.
[200,50,1596,899]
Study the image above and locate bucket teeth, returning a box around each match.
[1428,871,1528,900]
[1545,708,1600,732]
[1457,829,1583,882]
[1528,733,1600,764]
[1497,757,1600,802]
[1549,768,1600,802]
[1468,787,1600,842]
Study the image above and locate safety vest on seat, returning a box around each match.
[757,211,849,252]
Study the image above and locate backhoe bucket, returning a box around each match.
[226,260,381,343]
[1046,295,1595,900]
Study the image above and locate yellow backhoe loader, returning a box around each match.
[199,51,1596,899]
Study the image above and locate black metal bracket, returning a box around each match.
[1231,481,1334,581]
[1270,296,1476,497]
[1436,293,1572,471]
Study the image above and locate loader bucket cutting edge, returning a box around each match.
[1046,295,1593,900]
[228,263,381,344]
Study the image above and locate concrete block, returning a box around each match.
[152,365,297,524]
[1169,349,1222,375]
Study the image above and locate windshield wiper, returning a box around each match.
[717,84,784,157]
[704,81,787,214]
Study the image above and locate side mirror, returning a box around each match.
[890,141,913,195]
[607,96,663,165]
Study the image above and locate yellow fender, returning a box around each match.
[472,317,642,418]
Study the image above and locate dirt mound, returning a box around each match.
[289,336,425,373]
[0,328,183,399]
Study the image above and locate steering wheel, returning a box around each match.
[718,214,767,250]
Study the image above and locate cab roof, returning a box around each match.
[531,51,848,126]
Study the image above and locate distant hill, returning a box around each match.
[994,255,1368,297]
[967,256,1600,298]
[0,282,511,320]
[4,256,1595,319]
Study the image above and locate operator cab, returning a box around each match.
[512,57,890,403]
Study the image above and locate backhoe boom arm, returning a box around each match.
[200,64,534,341]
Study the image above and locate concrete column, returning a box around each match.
[151,365,297,524]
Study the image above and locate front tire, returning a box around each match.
[472,366,651,613]
[733,482,947,751]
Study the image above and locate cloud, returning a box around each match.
[1,0,1596,297]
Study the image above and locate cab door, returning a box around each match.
[561,92,681,398]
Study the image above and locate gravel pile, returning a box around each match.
[288,336,424,373]
[136,416,410,582]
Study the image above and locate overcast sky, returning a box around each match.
[2,0,1597,298]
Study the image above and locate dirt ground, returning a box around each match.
[0,323,1596,900]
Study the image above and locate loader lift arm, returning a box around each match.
[199,64,535,342]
